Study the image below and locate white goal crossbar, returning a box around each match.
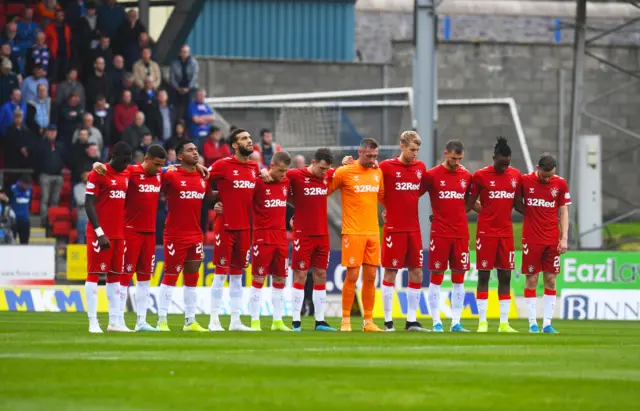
[206,88,533,172]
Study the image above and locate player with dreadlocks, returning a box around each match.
[466,137,521,333]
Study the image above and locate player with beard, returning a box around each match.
[84,141,133,333]
[379,131,430,332]
[515,154,570,334]
[423,140,473,332]
[287,148,337,332]
[466,137,520,333]
[156,141,216,332]
[207,129,262,332]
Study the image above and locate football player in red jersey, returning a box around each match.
[287,148,337,332]
[515,154,570,334]
[423,140,473,332]
[218,152,294,331]
[156,141,216,332]
[379,131,429,332]
[84,141,132,333]
[466,137,520,333]
[207,129,262,332]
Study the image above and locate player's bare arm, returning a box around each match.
[465,191,482,213]
[513,187,525,214]
[558,205,569,253]
[85,194,110,249]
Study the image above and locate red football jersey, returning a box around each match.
[423,164,472,239]
[379,157,428,232]
[208,157,260,231]
[470,165,521,237]
[85,164,129,239]
[521,172,571,245]
[287,167,336,236]
[124,164,162,233]
[163,168,208,240]
[252,178,289,246]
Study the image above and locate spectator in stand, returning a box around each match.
[35,124,68,224]
[249,151,265,169]
[201,126,231,167]
[0,59,19,106]
[113,89,137,143]
[70,127,90,180]
[118,9,146,70]
[73,170,89,244]
[136,132,154,155]
[4,109,33,184]
[136,76,160,137]
[17,7,40,48]
[169,44,199,118]
[55,67,85,107]
[72,112,103,152]
[64,0,89,29]
[56,92,83,146]
[163,120,188,151]
[36,0,60,28]
[0,88,26,136]
[25,31,50,77]
[115,71,135,103]
[73,1,100,71]
[21,63,48,104]
[44,9,72,83]
[79,142,100,182]
[156,90,175,143]
[1,21,26,74]
[9,174,33,244]
[90,94,111,158]
[122,111,150,149]
[86,35,112,84]
[133,47,160,90]
[97,0,125,41]
[187,89,215,146]
[26,83,51,136]
[1,42,22,77]
[109,54,124,87]
[84,56,111,109]
[133,150,144,165]
[165,148,177,165]
[254,128,282,166]
[293,154,306,169]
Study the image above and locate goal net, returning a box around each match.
[205,88,534,172]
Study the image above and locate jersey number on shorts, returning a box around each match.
[461,252,469,265]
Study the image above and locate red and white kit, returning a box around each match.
[209,157,261,273]
[251,178,290,277]
[162,168,207,275]
[424,164,472,272]
[379,157,428,269]
[85,164,129,274]
[470,165,521,271]
[123,164,162,276]
[521,172,571,275]
[287,167,335,271]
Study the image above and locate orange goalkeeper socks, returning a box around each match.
[342,267,360,318]
[361,265,377,320]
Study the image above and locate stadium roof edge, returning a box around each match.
[356,0,640,19]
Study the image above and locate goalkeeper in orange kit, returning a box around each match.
[329,138,385,332]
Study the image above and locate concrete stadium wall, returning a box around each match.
[196,41,640,219]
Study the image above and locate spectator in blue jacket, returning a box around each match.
[8,174,32,244]
[0,58,19,106]
[0,88,27,136]
[186,89,215,147]
[97,0,126,40]
[21,63,48,104]
[17,7,40,47]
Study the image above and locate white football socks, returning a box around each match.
[499,298,510,324]
[106,281,120,325]
[477,298,488,323]
[249,285,262,321]
[184,285,198,324]
[229,275,243,323]
[119,284,128,324]
[209,274,225,324]
[312,288,326,322]
[407,287,421,323]
[451,283,465,326]
[157,283,174,323]
[526,296,537,326]
[427,283,441,325]
[85,281,98,324]
[272,287,285,321]
[382,284,394,322]
[292,286,304,322]
[543,294,556,328]
[135,280,150,325]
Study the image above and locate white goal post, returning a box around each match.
[205,88,534,172]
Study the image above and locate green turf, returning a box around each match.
[1,313,639,410]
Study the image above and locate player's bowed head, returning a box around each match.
[443,139,465,171]
[111,141,133,172]
[141,144,168,175]
[493,137,512,174]
[536,154,557,183]
[358,138,379,168]
[269,151,292,182]
[310,148,334,179]
[399,130,422,164]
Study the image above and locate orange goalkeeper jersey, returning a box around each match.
[329,163,385,235]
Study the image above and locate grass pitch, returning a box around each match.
[0,313,639,411]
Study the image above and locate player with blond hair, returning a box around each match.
[329,138,385,332]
